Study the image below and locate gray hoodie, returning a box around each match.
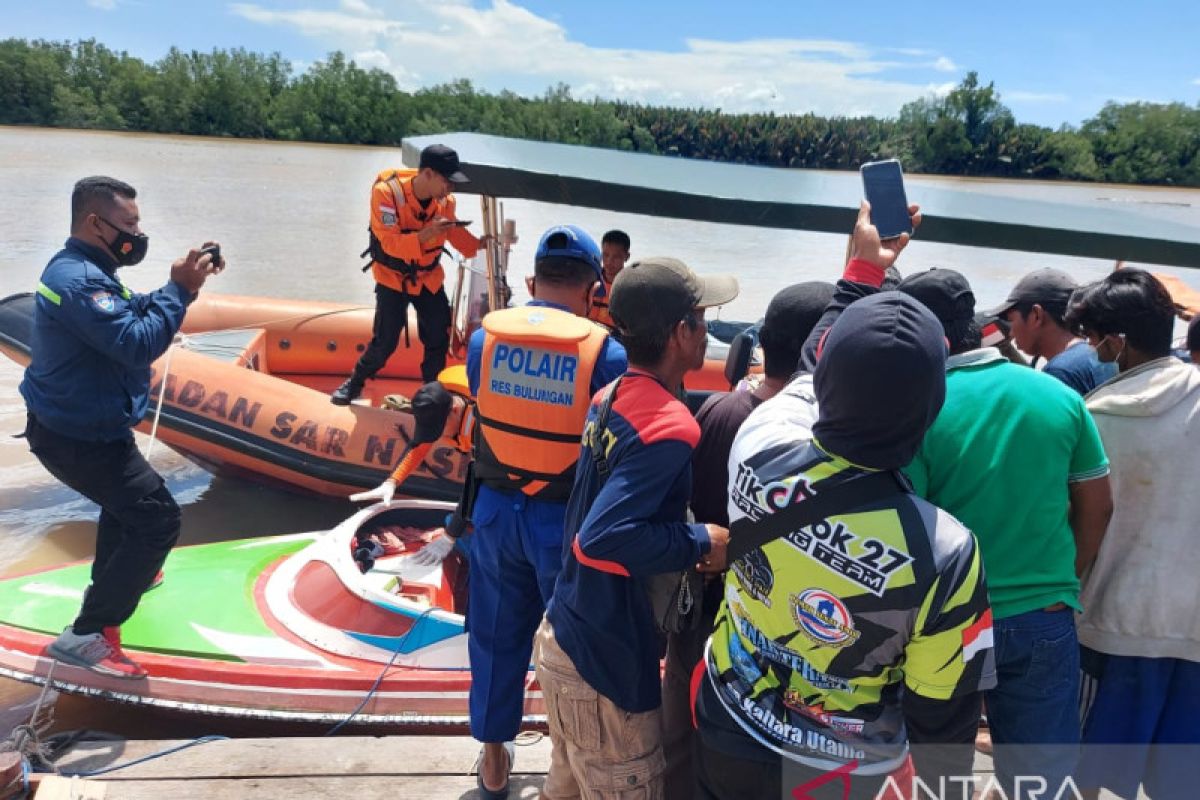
[1079,357,1200,661]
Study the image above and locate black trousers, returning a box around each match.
[25,414,181,635]
[693,676,895,800]
[354,283,451,385]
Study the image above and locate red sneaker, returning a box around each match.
[48,626,147,680]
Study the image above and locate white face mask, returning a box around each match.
[1092,334,1126,365]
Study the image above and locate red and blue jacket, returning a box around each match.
[546,370,712,713]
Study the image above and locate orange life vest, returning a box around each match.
[475,306,608,501]
[587,280,615,328]
[366,169,473,296]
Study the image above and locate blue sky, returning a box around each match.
[8,0,1199,127]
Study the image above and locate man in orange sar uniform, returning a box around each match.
[332,144,490,404]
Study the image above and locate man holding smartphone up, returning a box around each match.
[22,176,224,679]
[332,144,489,404]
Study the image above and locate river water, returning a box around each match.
[0,126,1197,737]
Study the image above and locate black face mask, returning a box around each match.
[96,215,149,267]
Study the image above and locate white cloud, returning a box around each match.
[230,0,965,117]
[340,0,380,14]
[1006,90,1069,104]
[351,49,391,70]
[86,0,118,9]
[1193,77,1200,86]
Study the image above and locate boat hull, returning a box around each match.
[0,502,542,725]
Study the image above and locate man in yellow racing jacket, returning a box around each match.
[694,209,996,800]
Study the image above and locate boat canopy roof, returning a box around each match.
[402,132,1200,269]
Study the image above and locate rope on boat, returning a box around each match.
[140,301,373,460]
[324,606,437,736]
[144,332,184,460]
[1,660,59,794]
[199,305,375,333]
[58,735,230,778]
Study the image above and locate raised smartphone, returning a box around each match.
[860,159,913,240]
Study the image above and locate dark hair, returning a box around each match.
[535,255,596,287]
[759,330,801,379]
[71,176,136,230]
[946,317,982,356]
[1188,315,1200,353]
[616,328,668,366]
[1064,270,1175,357]
[1012,301,1068,329]
[601,230,631,251]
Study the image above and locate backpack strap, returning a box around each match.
[590,375,624,479]
[726,468,909,563]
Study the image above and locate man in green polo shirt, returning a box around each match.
[899,268,1113,800]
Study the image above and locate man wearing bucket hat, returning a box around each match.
[534,257,737,799]
[332,144,489,404]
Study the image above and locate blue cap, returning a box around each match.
[535,225,604,295]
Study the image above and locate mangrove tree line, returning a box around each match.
[2,38,1197,186]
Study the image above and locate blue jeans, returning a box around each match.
[986,607,1080,798]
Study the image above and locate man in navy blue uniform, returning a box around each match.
[21,176,223,679]
[400,225,627,798]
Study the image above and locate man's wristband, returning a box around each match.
[444,511,468,539]
[844,258,887,288]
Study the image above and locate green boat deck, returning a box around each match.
[0,535,314,660]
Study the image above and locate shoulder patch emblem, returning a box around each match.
[381,212,397,226]
[91,291,117,313]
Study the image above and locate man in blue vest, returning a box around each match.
[21,176,223,679]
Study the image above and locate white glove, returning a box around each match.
[409,533,454,566]
[349,479,396,504]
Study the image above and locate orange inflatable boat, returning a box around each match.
[0,290,752,500]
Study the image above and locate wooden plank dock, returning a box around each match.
[35,735,553,799]
[26,735,1141,799]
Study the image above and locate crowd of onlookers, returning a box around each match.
[500,202,1200,800]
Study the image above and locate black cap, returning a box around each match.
[759,281,835,348]
[418,144,469,184]
[897,268,976,324]
[608,256,738,339]
[984,268,1078,318]
[409,382,453,445]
